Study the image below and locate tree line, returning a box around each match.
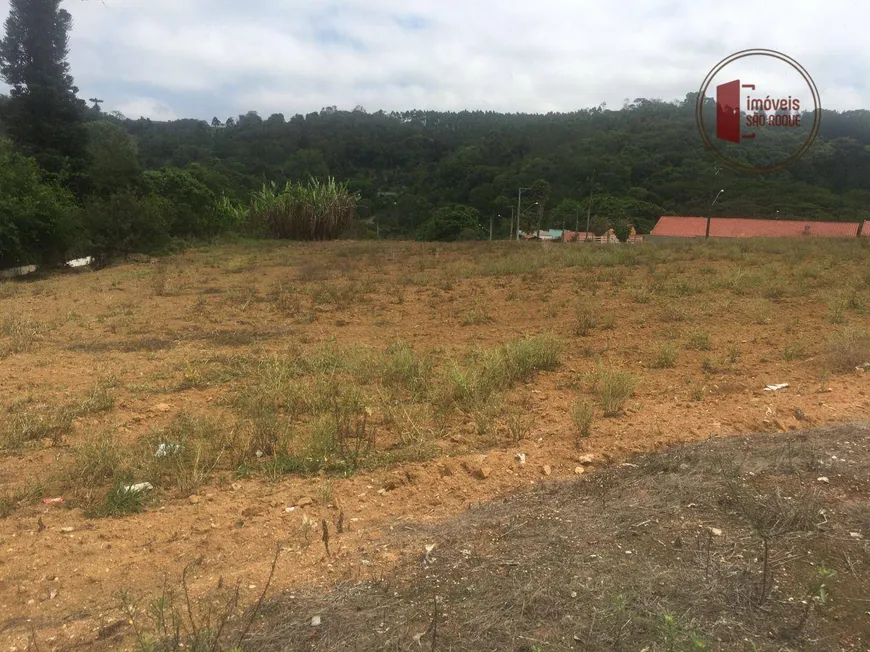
[3,0,870,267]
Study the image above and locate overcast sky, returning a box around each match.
[1,0,868,121]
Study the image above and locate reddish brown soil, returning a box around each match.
[0,240,868,650]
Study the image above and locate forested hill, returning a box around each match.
[109,96,870,236]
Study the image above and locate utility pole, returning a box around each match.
[585,170,595,242]
[706,189,724,239]
[706,167,723,240]
[516,187,530,241]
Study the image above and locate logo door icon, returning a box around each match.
[716,79,741,143]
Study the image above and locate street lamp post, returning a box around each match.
[516,187,531,241]
[585,170,595,242]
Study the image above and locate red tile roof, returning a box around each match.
[651,217,861,239]
[861,221,869,236]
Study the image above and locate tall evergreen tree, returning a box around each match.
[0,0,89,193]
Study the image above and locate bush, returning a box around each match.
[416,205,483,242]
[141,167,227,238]
[0,139,82,267]
[82,191,171,260]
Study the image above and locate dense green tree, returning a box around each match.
[531,179,551,235]
[0,0,89,192]
[82,191,171,261]
[416,205,483,241]
[550,198,585,231]
[85,120,139,197]
[613,220,631,242]
[0,138,81,267]
[140,167,222,237]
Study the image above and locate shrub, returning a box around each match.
[416,205,483,242]
[0,138,82,267]
[141,167,225,238]
[82,191,171,260]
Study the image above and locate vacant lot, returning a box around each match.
[1,238,869,650]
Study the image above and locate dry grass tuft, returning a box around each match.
[823,326,870,372]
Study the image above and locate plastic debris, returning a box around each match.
[123,482,154,493]
[764,383,789,391]
[311,615,321,627]
[155,443,181,457]
[42,497,63,504]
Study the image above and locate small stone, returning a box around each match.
[817,477,830,484]
[570,591,577,598]
[296,496,314,507]
[515,453,526,465]
[542,465,552,476]
[189,495,201,505]
[578,454,594,465]
[59,527,74,533]
[850,532,863,540]
[574,466,585,475]
[710,528,723,537]
[311,615,321,627]
[231,483,241,492]
[473,467,492,480]
[151,403,171,412]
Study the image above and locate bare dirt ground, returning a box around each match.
[1,238,869,650]
[248,422,870,651]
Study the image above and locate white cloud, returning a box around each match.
[0,0,867,120]
[115,96,178,121]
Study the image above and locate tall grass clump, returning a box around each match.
[248,178,357,240]
[823,326,870,372]
[589,369,639,417]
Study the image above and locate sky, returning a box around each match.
[1,0,868,121]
